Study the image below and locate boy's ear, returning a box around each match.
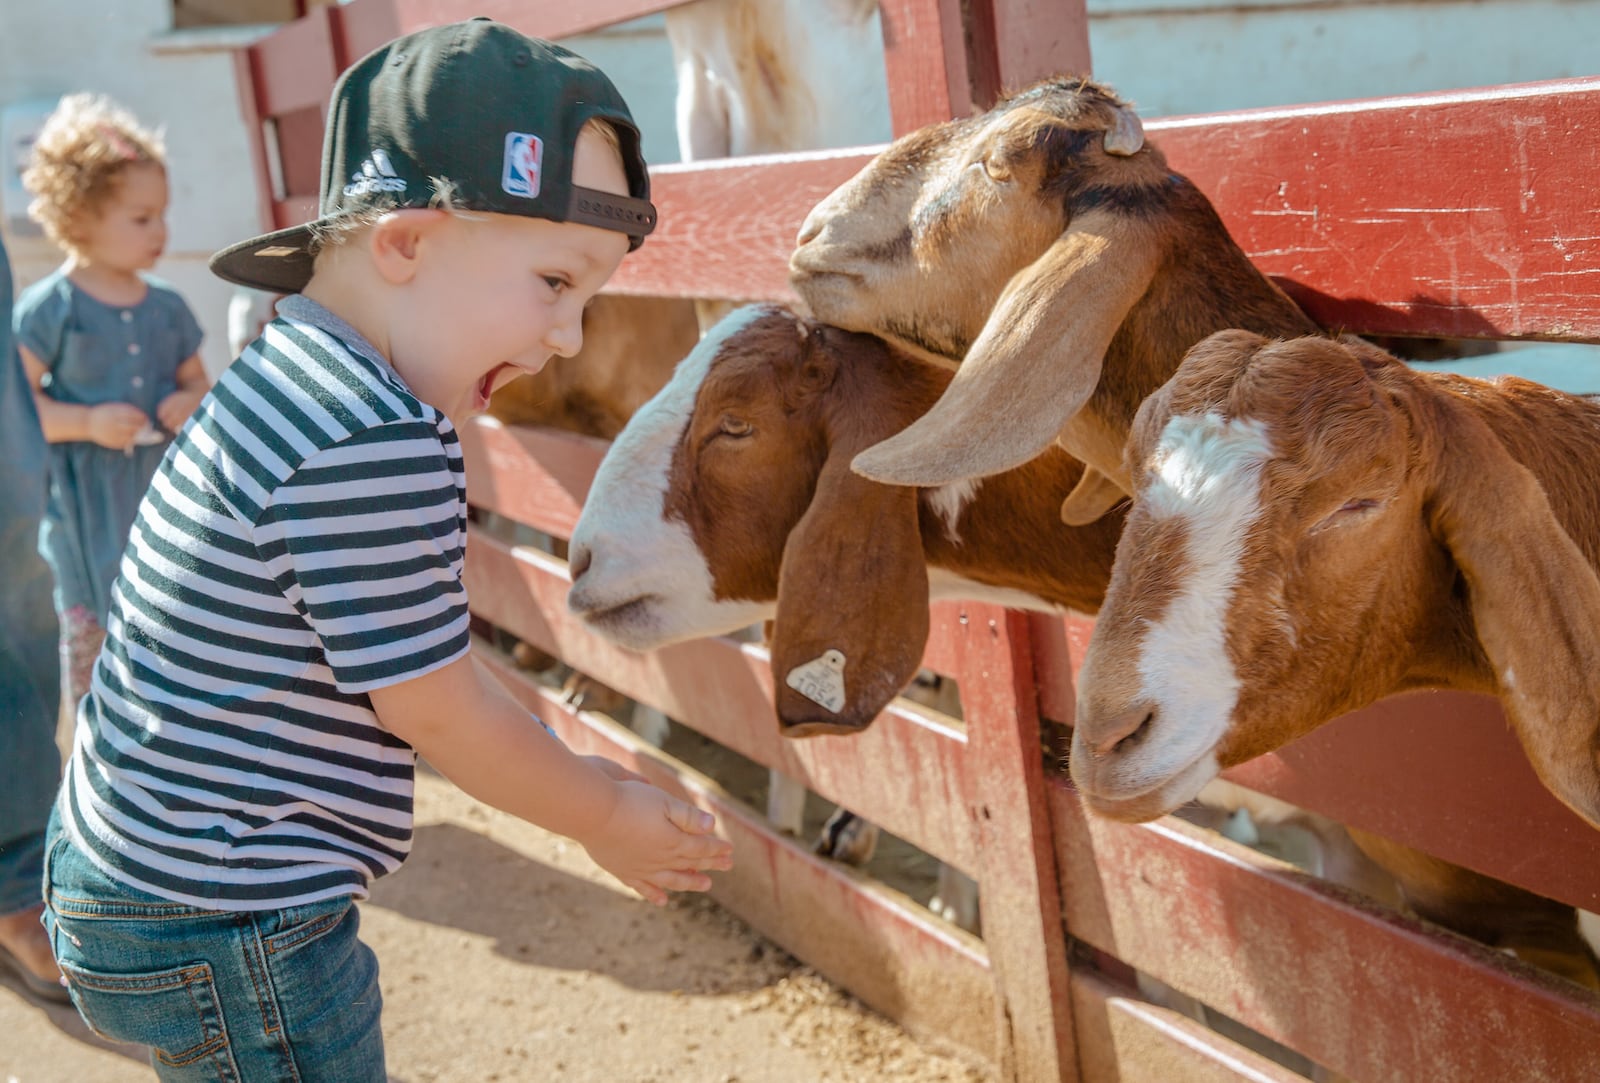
[368,208,449,285]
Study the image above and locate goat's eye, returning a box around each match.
[1309,497,1382,535]
[718,416,753,438]
[979,155,1012,182]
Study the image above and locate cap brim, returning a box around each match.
[208,223,318,294]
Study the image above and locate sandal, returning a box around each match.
[0,937,73,1006]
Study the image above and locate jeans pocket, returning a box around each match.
[58,958,240,1073]
[262,897,352,958]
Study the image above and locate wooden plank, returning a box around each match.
[976,0,1092,102]
[464,533,981,873]
[1070,971,1306,1083]
[385,0,693,41]
[879,0,973,135]
[231,47,277,234]
[476,639,997,1062]
[330,0,400,66]
[957,606,1076,1081]
[1052,782,1600,1083]
[460,417,607,539]
[1221,690,1600,912]
[610,80,1600,342]
[250,6,339,116]
[608,149,877,302]
[1153,78,1600,341]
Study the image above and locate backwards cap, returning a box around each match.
[210,17,655,293]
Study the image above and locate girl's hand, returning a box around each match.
[157,388,205,433]
[86,403,151,449]
[580,781,734,906]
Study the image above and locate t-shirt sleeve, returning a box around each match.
[13,278,68,366]
[252,419,471,693]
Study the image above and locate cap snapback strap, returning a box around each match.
[568,186,657,247]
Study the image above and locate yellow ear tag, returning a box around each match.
[785,650,847,714]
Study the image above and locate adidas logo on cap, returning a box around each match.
[344,148,408,197]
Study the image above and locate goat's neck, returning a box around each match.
[918,452,1123,616]
[1092,185,1320,444]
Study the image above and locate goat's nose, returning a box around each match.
[568,542,593,582]
[1087,702,1157,759]
[795,211,822,247]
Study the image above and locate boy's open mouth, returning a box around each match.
[474,363,518,410]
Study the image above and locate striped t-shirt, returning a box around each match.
[59,295,471,909]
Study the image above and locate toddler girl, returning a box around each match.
[14,93,209,708]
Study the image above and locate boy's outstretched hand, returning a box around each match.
[581,780,734,906]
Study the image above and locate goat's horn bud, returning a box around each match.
[1104,107,1145,156]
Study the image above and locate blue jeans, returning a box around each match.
[0,515,61,917]
[42,818,386,1082]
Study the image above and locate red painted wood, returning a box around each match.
[1071,971,1307,1083]
[1220,691,1600,912]
[954,605,1076,1082]
[613,80,1600,342]
[459,417,607,538]
[977,0,1092,100]
[476,639,997,1060]
[464,532,981,873]
[1151,79,1600,341]
[879,0,972,135]
[1052,783,1600,1083]
[250,7,339,116]
[231,48,277,234]
[607,150,876,301]
[330,0,400,66]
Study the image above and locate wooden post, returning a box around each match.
[957,604,1078,1081]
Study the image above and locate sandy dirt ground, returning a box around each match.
[0,769,993,1083]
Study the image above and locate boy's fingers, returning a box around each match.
[678,836,733,867]
[646,869,714,894]
[664,797,717,836]
[625,878,669,906]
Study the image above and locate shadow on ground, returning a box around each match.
[365,820,782,998]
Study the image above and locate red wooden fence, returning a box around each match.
[233,2,1600,1080]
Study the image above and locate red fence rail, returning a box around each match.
[233,1,1600,1079]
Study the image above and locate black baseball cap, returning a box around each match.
[210,18,656,293]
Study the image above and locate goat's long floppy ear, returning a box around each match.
[850,206,1161,488]
[1431,410,1600,829]
[1060,465,1129,526]
[770,404,930,738]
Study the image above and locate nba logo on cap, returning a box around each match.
[502,132,543,198]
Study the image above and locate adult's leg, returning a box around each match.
[0,516,64,999]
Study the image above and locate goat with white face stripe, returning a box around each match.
[1074,330,1600,830]
[568,305,1123,734]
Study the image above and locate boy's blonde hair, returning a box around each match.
[308,117,624,258]
[22,93,166,258]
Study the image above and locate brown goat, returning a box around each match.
[788,76,1318,522]
[569,308,1600,988]
[1073,330,1600,834]
[566,305,1123,734]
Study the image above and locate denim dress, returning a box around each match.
[13,271,203,621]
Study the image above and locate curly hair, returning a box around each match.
[21,93,166,257]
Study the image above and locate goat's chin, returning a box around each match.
[1072,754,1221,824]
[789,268,869,325]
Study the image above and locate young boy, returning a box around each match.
[42,19,732,1080]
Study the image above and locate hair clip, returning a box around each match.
[96,123,141,162]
